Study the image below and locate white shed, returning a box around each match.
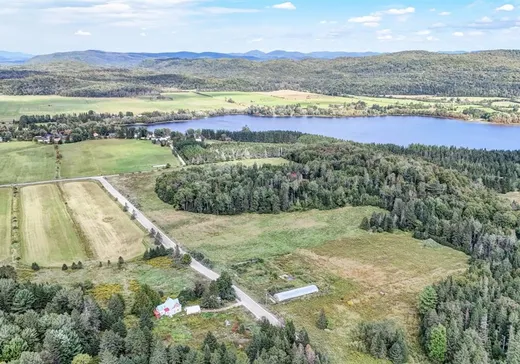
[185,305,201,315]
[273,285,319,303]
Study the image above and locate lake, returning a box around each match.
[146,115,520,150]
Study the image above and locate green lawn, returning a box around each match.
[0,188,11,262]
[59,140,179,177]
[108,171,469,363]
[0,142,55,184]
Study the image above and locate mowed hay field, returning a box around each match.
[0,189,11,262]
[109,171,468,362]
[60,181,147,261]
[0,142,55,184]
[19,184,86,267]
[59,140,179,178]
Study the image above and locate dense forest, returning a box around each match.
[155,132,520,362]
[0,265,326,364]
[3,50,520,97]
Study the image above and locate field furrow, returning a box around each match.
[20,184,86,267]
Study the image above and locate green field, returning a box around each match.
[0,188,11,262]
[59,139,179,178]
[0,90,491,121]
[0,140,179,184]
[108,171,469,362]
[0,142,55,184]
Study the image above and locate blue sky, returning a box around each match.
[1,0,520,54]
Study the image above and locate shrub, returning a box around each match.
[31,263,40,271]
[181,254,192,265]
[62,264,68,271]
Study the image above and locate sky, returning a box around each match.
[1,0,520,54]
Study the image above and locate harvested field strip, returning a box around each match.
[20,184,86,267]
[0,189,12,261]
[60,181,146,262]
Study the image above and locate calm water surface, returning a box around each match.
[146,115,520,150]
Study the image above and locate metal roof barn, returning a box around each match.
[273,285,319,302]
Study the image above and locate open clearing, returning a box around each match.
[0,142,55,184]
[19,184,86,267]
[60,140,178,178]
[60,181,147,261]
[109,171,469,362]
[0,188,11,262]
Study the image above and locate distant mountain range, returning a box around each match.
[1,49,472,67]
[0,51,33,64]
[23,49,386,67]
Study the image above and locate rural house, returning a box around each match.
[153,297,182,318]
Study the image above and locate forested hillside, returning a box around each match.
[2,50,520,97]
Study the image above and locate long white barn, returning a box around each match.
[273,285,319,303]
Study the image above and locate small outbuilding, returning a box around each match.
[273,285,319,303]
[185,305,201,315]
[154,297,182,318]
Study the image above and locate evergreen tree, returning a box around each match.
[316,309,328,330]
[419,286,438,315]
[428,324,447,363]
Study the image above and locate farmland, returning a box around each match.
[0,90,511,121]
[0,188,11,262]
[0,139,177,185]
[0,142,55,184]
[19,184,86,267]
[17,181,147,267]
[60,181,147,261]
[108,170,469,362]
[59,139,178,178]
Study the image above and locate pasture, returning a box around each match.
[19,184,86,267]
[59,140,178,178]
[108,171,469,362]
[0,142,55,184]
[60,181,147,261]
[0,188,11,262]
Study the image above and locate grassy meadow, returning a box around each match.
[0,139,177,185]
[0,142,55,184]
[59,140,179,178]
[0,188,12,262]
[108,171,469,363]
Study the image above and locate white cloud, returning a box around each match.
[431,22,446,28]
[439,11,451,16]
[378,35,393,40]
[478,16,492,23]
[416,30,431,35]
[348,15,381,23]
[250,37,263,42]
[363,22,380,27]
[497,4,514,11]
[74,30,91,36]
[140,32,146,36]
[468,30,484,36]
[272,2,296,10]
[426,36,439,41]
[384,7,415,15]
[453,31,464,36]
[203,7,260,14]
[429,8,436,12]
[319,20,337,24]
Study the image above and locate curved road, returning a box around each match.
[1,176,281,326]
